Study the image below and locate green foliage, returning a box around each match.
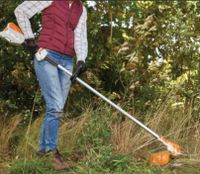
[8,158,175,174]
[78,104,112,148]
[8,159,56,174]
[75,145,171,174]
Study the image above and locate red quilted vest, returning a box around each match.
[38,0,83,57]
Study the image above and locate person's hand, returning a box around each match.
[23,38,38,54]
[70,61,86,82]
[35,48,48,61]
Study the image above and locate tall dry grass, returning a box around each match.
[4,91,199,165]
[111,91,200,161]
[16,109,91,158]
[0,115,21,162]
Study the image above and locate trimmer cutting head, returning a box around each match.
[148,136,182,165]
[160,136,182,156]
[0,22,25,45]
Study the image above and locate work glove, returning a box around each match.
[70,61,86,82]
[23,38,38,54]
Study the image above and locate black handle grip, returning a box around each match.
[45,56,58,67]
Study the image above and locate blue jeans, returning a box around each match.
[34,50,73,152]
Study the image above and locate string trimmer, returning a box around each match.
[0,22,183,165]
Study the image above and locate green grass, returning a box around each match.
[8,159,54,174]
[7,158,176,174]
[7,147,200,174]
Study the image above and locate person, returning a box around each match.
[14,0,88,170]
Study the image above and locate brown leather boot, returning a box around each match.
[51,150,70,171]
[37,150,46,158]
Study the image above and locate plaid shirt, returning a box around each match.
[14,1,88,62]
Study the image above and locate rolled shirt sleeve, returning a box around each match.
[14,1,52,39]
[74,7,88,62]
